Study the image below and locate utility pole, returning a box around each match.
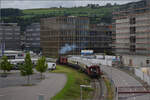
[116,87,118,100]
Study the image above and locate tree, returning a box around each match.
[1,8,22,17]
[106,3,112,7]
[36,56,48,79]
[20,53,33,84]
[0,56,13,76]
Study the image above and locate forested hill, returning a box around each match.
[0,4,120,31]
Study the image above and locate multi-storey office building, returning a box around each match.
[25,23,41,52]
[90,23,112,54]
[113,0,150,67]
[40,16,90,57]
[0,23,20,50]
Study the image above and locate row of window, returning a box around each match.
[60,31,89,35]
[26,38,40,40]
[26,28,40,31]
[0,37,20,39]
[0,32,20,35]
[59,37,89,41]
[26,33,40,36]
[56,18,89,24]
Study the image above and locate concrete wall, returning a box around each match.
[122,55,150,67]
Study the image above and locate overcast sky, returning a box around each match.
[1,0,140,9]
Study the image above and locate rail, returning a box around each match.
[92,79,103,100]
[101,71,116,100]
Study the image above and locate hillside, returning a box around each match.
[1,5,119,31]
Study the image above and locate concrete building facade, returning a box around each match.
[113,0,150,67]
[25,23,41,52]
[40,16,90,57]
[0,23,20,50]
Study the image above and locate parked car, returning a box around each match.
[47,62,56,70]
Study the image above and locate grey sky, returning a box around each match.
[1,0,140,9]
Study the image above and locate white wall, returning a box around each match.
[122,55,150,67]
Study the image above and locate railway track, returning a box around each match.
[92,79,106,100]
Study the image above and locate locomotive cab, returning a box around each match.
[87,65,101,78]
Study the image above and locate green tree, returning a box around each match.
[0,56,13,76]
[36,56,48,79]
[20,53,33,84]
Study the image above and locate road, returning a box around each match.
[101,65,150,100]
[0,73,67,100]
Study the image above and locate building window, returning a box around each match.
[146,60,149,64]
[130,36,136,43]
[130,45,136,52]
[130,17,136,24]
[130,27,136,34]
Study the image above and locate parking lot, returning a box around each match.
[0,71,67,100]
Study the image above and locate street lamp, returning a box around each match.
[80,85,91,100]
[38,94,45,100]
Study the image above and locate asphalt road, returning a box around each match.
[101,65,150,100]
[0,72,67,100]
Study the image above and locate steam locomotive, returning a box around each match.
[58,56,102,78]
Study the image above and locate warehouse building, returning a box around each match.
[113,0,150,67]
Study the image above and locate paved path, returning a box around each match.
[0,73,67,100]
[101,65,150,100]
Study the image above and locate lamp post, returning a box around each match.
[80,85,91,100]
[116,87,118,100]
[38,94,45,100]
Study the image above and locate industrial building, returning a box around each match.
[40,16,90,57]
[0,23,20,50]
[113,0,150,67]
[25,23,41,53]
[90,23,112,54]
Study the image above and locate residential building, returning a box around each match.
[90,23,112,54]
[25,23,41,52]
[40,16,90,57]
[113,0,150,67]
[0,23,20,50]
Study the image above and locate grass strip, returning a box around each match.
[104,77,114,100]
[51,65,93,100]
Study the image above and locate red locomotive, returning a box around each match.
[58,56,102,78]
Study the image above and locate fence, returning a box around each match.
[134,68,150,85]
[91,59,112,66]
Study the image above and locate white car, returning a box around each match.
[47,62,56,70]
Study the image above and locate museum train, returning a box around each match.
[58,56,102,78]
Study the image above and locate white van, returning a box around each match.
[47,62,56,70]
